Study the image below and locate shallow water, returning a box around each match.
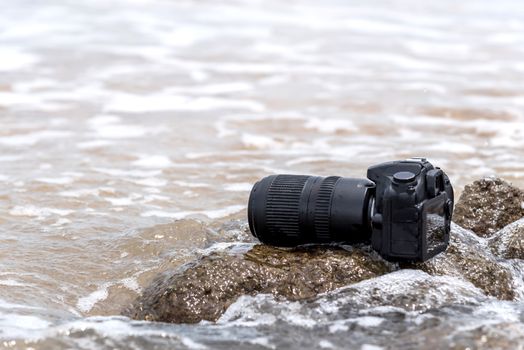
[1,0,523,348]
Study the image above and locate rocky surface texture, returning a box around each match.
[124,245,392,323]
[410,224,516,300]
[453,177,524,237]
[489,218,524,260]
[125,177,524,326]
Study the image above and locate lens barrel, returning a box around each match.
[248,175,375,246]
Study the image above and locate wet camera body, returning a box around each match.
[368,158,454,261]
[248,158,454,262]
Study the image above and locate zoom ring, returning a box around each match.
[265,175,309,238]
[314,176,340,240]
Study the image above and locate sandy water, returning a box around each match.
[1,0,524,348]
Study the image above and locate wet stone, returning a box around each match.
[123,244,393,323]
[308,269,487,315]
[489,218,524,260]
[124,223,518,324]
[453,177,524,237]
[410,224,516,300]
[388,320,524,350]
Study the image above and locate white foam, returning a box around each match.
[36,177,74,185]
[77,139,114,149]
[361,345,384,350]
[286,156,329,166]
[143,194,170,202]
[120,277,141,293]
[105,197,135,206]
[305,117,357,133]
[0,47,38,71]
[77,283,111,313]
[141,204,245,219]
[180,337,208,350]
[281,304,316,328]
[248,337,274,348]
[0,279,27,287]
[172,82,253,95]
[95,124,147,139]
[88,115,122,126]
[133,155,173,168]
[86,114,153,139]
[51,218,72,227]
[23,316,200,344]
[185,152,217,159]
[132,178,168,187]
[241,133,282,149]
[12,78,58,92]
[329,321,349,333]
[328,315,384,331]
[59,189,100,198]
[173,181,211,188]
[319,340,335,349]
[351,316,384,327]
[218,294,279,326]
[9,206,74,218]
[0,155,21,162]
[0,130,73,147]
[105,93,265,113]
[223,183,252,192]
[199,242,255,256]
[0,299,43,311]
[190,205,246,219]
[0,314,50,338]
[427,142,476,154]
[93,167,161,178]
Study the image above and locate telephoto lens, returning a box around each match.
[247,158,454,262]
[248,175,375,246]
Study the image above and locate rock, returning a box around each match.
[126,225,518,324]
[409,224,516,300]
[123,244,392,323]
[446,322,524,350]
[311,269,487,314]
[489,218,524,260]
[219,270,487,332]
[453,177,524,237]
[126,177,524,324]
[389,320,524,350]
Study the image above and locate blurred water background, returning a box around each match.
[0,0,523,348]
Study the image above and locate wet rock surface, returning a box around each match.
[453,177,524,237]
[126,223,519,324]
[217,271,522,350]
[410,224,516,300]
[124,245,392,323]
[489,218,524,260]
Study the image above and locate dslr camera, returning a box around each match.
[247,158,454,262]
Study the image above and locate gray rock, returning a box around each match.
[219,269,487,330]
[123,244,392,323]
[409,224,516,300]
[310,269,487,314]
[489,218,524,260]
[453,177,524,237]
[389,320,524,350]
[125,223,517,324]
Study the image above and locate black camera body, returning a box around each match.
[248,158,454,262]
[367,158,453,261]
